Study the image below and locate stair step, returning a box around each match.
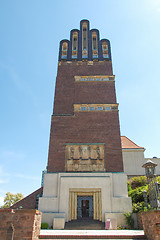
[39,230,146,239]
[65,219,104,230]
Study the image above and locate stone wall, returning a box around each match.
[141,210,160,240]
[0,209,41,240]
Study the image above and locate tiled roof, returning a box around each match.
[121,136,144,149]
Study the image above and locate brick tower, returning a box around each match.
[38,20,132,228]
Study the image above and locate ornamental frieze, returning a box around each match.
[65,144,105,172]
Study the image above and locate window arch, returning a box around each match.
[92,32,98,58]
[82,23,88,58]
[102,41,109,58]
[72,32,78,59]
[61,42,68,59]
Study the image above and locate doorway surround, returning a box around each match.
[68,188,102,221]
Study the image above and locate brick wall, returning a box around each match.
[53,61,113,115]
[10,187,43,209]
[47,60,123,173]
[141,210,160,240]
[47,111,123,172]
[137,212,143,230]
[0,209,41,240]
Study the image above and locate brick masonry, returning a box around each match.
[137,212,143,230]
[47,61,123,173]
[10,187,43,210]
[53,61,114,115]
[141,210,160,240]
[0,209,41,240]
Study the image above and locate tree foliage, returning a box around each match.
[1,192,23,208]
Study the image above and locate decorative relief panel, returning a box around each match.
[74,75,115,82]
[65,144,105,172]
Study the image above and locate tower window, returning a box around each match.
[82,23,88,58]
[92,32,98,58]
[97,106,103,111]
[102,42,109,58]
[72,32,78,59]
[89,106,95,111]
[80,106,87,111]
[105,106,111,111]
[62,42,68,59]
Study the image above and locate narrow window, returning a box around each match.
[81,106,86,111]
[72,32,78,59]
[89,106,95,111]
[97,106,103,111]
[35,194,39,209]
[103,77,109,81]
[62,42,68,59]
[102,42,109,58]
[105,106,111,111]
[92,32,98,58]
[82,23,88,58]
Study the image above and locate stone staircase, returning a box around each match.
[39,230,146,239]
[39,218,146,239]
[65,218,105,230]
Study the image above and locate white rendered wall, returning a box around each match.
[122,149,160,176]
[122,149,146,176]
[38,172,132,223]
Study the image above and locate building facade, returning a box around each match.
[38,20,132,227]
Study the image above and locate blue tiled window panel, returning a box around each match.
[89,107,95,111]
[97,106,103,111]
[103,54,109,58]
[105,106,111,110]
[81,107,87,111]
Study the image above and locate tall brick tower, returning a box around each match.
[39,20,132,228]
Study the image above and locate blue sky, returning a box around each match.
[0,0,160,206]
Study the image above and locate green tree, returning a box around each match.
[1,192,23,208]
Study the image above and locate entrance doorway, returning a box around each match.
[82,200,89,217]
[68,189,102,221]
[77,196,93,219]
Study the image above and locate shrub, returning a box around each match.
[127,181,132,192]
[157,176,160,183]
[129,176,147,189]
[132,202,151,213]
[132,202,145,213]
[124,212,134,229]
[41,223,48,229]
[128,185,147,203]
